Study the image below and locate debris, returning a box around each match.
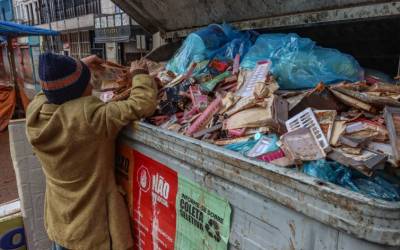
[281,128,326,161]
[339,136,369,148]
[200,71,231,93]
[246,134,279,158]
[332,87,400,108]
[313,110,336,142]
[187,96,222,136]
[327,148,387,177]
[253,76,279,99]
[330,120,347,146]
[236,60,271,97]
[228,128,246,138]
[384,106,400,166]
[224,95,286,131]
[368,82,400,94]
[289,83,346,116]
[345,119,388,142]
[367,142,396,167]
[225,96,256,117]
[224,107,272,130]
[219,92,240,114]
[330,89,376,113]
[214,136,253,146]
[341,147,363,155]
[232,54,240,75]
[286,108,330,151]
[100,24,400,201]
[192,124,223,139]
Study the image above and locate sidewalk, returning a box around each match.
[0,131,18,204]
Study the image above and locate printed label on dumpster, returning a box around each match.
[131,150,231,250]
[175,175,231,249]
[0,214,27,250]
[132,151,178,250]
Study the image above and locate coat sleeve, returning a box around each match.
[84,73,158,137]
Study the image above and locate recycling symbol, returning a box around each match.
[205,219,221,242]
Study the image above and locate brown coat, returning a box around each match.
[26,73,157,250]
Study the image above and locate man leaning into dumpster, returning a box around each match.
[25,52,158,250]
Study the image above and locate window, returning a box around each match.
[15,6,19,20]
[107,15,114,27]
[25,5,29,22]
[95,17,101,28]
[34,2,40,24]
[29,3,34,24]
[115,14,122,26]
[115,6,122,13]
[122,13,129,26]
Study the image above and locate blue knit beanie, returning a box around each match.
[39,52,91,104]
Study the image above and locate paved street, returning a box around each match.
[0,131,18,204]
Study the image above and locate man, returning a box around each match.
[26,52,158,250]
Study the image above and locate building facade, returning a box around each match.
[0,0,14,21]
[12,0,151,64]
[94,0,150,64]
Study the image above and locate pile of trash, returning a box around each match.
[98,24,400,201]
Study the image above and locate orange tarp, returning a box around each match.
[0,85,16,131]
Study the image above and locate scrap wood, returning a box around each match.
[332,87,400,108]
[193,124,222,138]
[367,142,397,167]
[214,135,253,146]
[313,110,336,142]
[339,136,370,148]
[186,96,222,136]
[368,82,400,94]
[330,89,376,113]
[330,120,347,146]
[341,146,363,155]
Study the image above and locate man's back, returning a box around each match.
[26,70,157,250]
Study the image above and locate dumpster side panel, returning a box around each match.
[121,123,400,246]
[121,137,398,250]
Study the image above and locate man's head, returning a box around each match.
[39,52,91,104]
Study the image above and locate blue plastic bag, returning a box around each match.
[224,137,258,155]
[303,160,357,190]
[354,176,400,202]
[166,24,230,74]
[303,160,400,201]
[241,33,364,90]
[213,37,253,62]
[166,24,255,75]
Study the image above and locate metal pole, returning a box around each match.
[6,38,17,86]
[45,0,55,51]
[7,37,23,117]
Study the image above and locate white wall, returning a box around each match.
[101,0,116,14]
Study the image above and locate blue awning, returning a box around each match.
[0,20,59,37]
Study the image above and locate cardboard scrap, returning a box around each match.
[327,148,387,176]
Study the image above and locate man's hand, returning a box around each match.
[130,59,148,73]
[81,55,104,70]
